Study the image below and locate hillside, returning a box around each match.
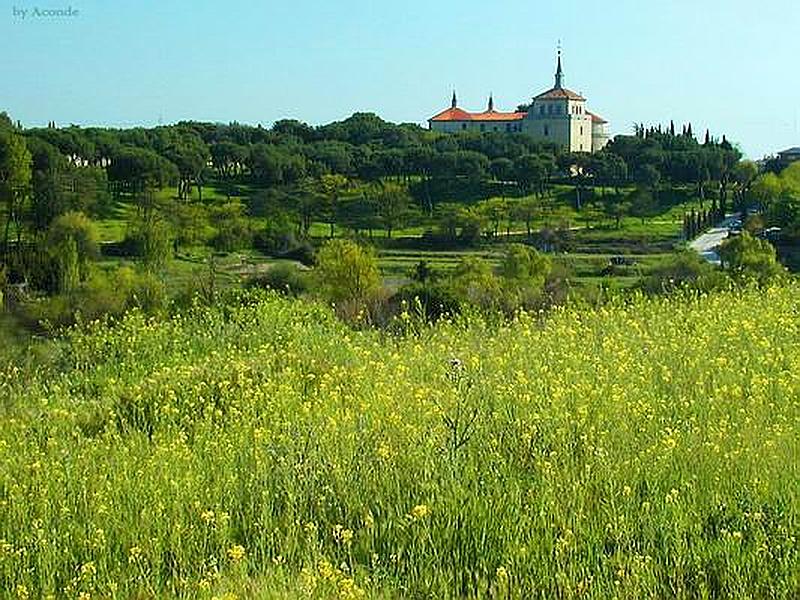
[1,287,799,598]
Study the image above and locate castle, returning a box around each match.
[428,51,609,153]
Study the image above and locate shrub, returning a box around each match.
[719,232,786,286]
[46,211,99,291]
[392,282,462,323]
[18,266,168,330]
[313,239,381,303]
[124,219,173,269]
[641,251,728,295]
[278,242,316,267]
[500,244,551,289]
[212,202,253,252]
[253,216,298,255]
[448,257,507,313]
[247,263,309,296]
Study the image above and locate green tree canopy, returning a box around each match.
[314,239,380,303]
[719,232,785,285]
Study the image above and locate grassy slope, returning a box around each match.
[1,287,799,598]
[85,181,706,296]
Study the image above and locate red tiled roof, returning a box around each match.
[587,111,607,124]
[429,107,474,122]
[534,87,585,101]
[469,110,526,122]
[429,107,526,122]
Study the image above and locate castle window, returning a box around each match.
[462,123,467,130]
[480,124,485,132]
[506,123,511,132]
[548,105,553,115]
[580,126,583,135]
[544,125,549,136]
[540,106,545,115]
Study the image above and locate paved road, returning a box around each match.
[689,214,741,265]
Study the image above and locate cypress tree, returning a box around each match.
[670,120,675,136]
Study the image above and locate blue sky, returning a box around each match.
[2,0,798,158]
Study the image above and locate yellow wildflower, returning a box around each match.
[227,544,246,562]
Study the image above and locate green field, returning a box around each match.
[85,181,703,297]
[1,286,798,598]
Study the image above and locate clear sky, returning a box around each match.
[2,0,798,158]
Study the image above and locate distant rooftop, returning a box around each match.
[534,87,586,101]
[429,106,525,122]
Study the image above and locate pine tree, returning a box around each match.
[704,129,710,145]
[687,123,693,138]
[670,120,675,136]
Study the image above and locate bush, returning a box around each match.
[253,222,298,255]
[500,244,551,289]
[448,257,510,313]
[212,202,253,252]
[313,239,381,303]
[392,282,462,323]
[18,266,168,330]
[124,219,173,269]
[247,263,309,296]
[640,251,728,295]
[278,242,316,267]
[46,211,99,291]
[719,232,786,286]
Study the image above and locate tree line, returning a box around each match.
[0,108,756,328]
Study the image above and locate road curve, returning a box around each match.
[689,214,741,265]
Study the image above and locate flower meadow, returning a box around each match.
[0,287,798,599]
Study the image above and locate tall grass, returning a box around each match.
[0,287,798,598]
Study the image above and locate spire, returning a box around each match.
[451,90,457,108]
[488,93,494,112]
[555,44,564,89]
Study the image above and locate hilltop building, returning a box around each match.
[428,51,609,153]
[777,147,800,166]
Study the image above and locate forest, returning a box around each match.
[1,108,795,337]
